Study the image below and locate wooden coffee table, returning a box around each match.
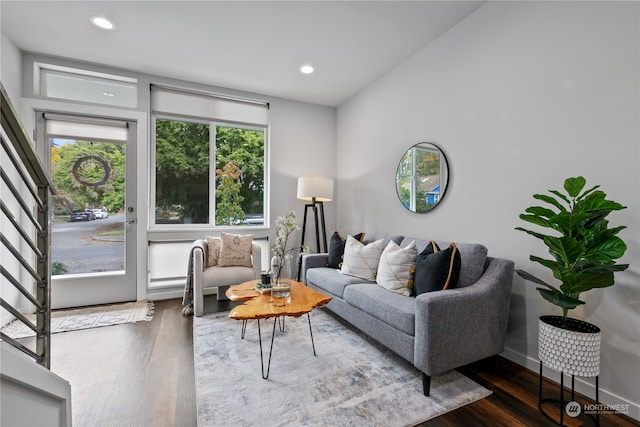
[226,280,332,379]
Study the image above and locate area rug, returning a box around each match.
[193,308,491,427]
[1,300,154,339]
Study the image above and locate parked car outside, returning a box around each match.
[90,208,108,219]
[70,209,96,221]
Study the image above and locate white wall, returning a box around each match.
[1,32,22,107]
[0,32,29,325]
[337,1,639,418]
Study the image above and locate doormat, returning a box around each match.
[1,300,154,339]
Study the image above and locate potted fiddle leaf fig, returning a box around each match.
[515,176,628,378]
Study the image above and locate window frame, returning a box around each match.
[150,113,268,230]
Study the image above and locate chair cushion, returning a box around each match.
[202,265,256,288]
[218,232,253,267]
[206,236,221,267]
[376,240,417,296]
[340,236,385,281]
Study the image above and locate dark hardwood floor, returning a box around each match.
[29,298,638,426]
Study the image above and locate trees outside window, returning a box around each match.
[154,118,265,226]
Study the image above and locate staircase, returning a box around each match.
[1,83,72,426]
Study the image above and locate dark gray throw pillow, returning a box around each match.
[327,231,365,269]
[413,241,461,295]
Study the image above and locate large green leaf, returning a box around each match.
[515,227,553,242]
[543,235,584,267]
[537,288,585,309]
[561,272,615,294]
[576,184,600,202]
[549,212,591,236]
[549,189,571,206]
[581,191,626,213]
[525,206,556,219]
[515,269,556,291]
[533,194,566,212]
[564,176,586,197]
[519,214,552,229]
[585,236,627,263]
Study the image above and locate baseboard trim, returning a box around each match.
[501,348,639,422]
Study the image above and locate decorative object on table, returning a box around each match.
[297,176,334,256]
[271,211,304,299]
[515,176,628,425]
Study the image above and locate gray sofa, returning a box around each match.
[301,233,514,396]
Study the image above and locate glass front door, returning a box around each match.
[39,112,137,308]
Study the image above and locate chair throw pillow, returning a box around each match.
[328,231,365,269]
[205,236,222,267]
[340,236,385,281]
[414,240,461,295]
[376,240,417,296]
[218,232,254,267]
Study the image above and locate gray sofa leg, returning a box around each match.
[422,373,431,396]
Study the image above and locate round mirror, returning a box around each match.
[395,142,449,213]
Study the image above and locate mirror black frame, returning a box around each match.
[395,142,450,213]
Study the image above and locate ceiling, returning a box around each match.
[1,1,484,107]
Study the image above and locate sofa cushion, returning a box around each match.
[328,231,365,269]
[414,241,461,295]
[218,232,254,267]
[364,233,404,247]
[376,240,417,296]
[306,267,370,298]
[340,236,385,281]
[343,284,416,336]
[403,238,488,287]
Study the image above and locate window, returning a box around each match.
[38,64,138,108]
[151,86,268,227]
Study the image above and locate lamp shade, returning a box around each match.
[297,177,334,202]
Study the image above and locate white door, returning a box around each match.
[37,112,137,308]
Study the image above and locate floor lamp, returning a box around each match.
[296,177,334,280]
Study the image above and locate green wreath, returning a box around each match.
[71,155,111,187]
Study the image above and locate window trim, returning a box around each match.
[150,114,268,230]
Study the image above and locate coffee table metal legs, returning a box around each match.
[256,313,317,379]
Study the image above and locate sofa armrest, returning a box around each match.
[300,253,329,284]
[413,257,514,376]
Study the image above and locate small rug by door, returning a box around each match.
[194,308,491,427]
[1,300,154,339]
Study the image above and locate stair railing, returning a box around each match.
[1,83,55,368]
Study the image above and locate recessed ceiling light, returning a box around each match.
[90,16,115,30]
[300,65,314,74]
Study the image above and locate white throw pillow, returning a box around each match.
[218,232,254,267]
[340,236,385,281]
[376,240,417,296]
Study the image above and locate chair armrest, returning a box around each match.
[413,257,514,376]
[192,240,206,316]
[251,242,262,279]
[300,253,329,284]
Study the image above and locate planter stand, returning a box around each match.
[537,316,601,426]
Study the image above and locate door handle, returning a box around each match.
[124,218,136,224]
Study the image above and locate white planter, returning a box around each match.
[538,315,601,377]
